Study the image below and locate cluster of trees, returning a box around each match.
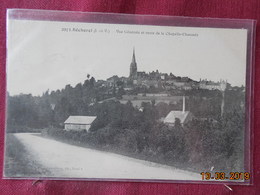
[7,94,54,131]
[7,75,246,171]
[7,76,98,131]
[7,74,245,131]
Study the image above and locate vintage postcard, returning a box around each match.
[4,10,254,183]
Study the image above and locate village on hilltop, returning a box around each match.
[64,48,234,131]
[102,48,229,92]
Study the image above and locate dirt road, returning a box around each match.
[14,133,201,180]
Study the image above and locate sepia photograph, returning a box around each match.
[4,11,250,182]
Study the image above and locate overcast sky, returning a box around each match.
[7,19,248,96]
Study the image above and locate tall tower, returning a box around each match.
[220,80,227,117]
[129,48,137,78]
[182,96,186,113]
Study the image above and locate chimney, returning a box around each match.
[221,91,225,117]
[182,96,185,113]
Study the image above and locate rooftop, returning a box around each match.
[64,116,97,124]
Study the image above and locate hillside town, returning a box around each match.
[74,48,232,129]
[101,48,229,95]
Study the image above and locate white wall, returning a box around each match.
[65,124,91,132]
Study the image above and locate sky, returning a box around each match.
[7,19,248,96]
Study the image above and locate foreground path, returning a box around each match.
[14,133,201,180]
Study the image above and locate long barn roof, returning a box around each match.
[64,116,97,124]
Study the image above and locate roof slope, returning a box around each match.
[164,111,192,124]
[64,116,97,124]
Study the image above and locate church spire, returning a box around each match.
[132,47,136,63]
[129,47,137,78]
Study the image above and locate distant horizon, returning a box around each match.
[7,70,238,97]
[7,53,244,96]
[7,20,247,96]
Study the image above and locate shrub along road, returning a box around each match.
[14,133,201,180]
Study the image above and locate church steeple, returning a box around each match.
[129,47,137,78]
[132,47,136,63]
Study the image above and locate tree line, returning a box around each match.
[7,75,245,131]
[7,76,245,171]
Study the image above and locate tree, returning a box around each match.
[54,96,72,126]
[7,94,40,131]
